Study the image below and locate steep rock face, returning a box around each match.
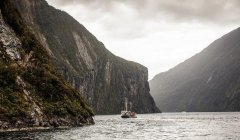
[0,0,93,131]
[150,27,240,112]
[13,0,160,114]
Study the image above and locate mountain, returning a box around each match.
[150,27,240,112]
[0,0,94,130]
[12,0,160,114]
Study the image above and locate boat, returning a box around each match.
[121,98,137,118]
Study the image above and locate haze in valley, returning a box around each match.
[47,0,240,79]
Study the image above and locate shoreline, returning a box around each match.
[0,123,94,133]
[0,116,95,133]
[0,126,53,133]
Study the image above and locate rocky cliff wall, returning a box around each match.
[13,0,160,114]
[0,0,94,131]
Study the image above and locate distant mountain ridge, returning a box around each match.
[13,0,160,114]
[150,27,240,112]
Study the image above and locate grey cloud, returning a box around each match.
[48,0,117,11]
[46,0,240,40]
[47,0,240,24]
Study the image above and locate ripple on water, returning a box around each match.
[1,112,240,140]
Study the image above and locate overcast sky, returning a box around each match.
[47,0,239,80]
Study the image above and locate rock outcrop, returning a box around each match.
[12,0,160,114]
[150,27,240,112]
[0,0,93,131]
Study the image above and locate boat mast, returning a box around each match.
[129,102,132,111]
[125,97,128,111]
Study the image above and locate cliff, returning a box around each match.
[12,0,160,114]
[150,27,240,112]
[0,0,94,131]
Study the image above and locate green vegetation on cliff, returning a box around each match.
[0,0,93,130]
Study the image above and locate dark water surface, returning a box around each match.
[1,112,240,140]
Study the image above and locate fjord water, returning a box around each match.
[1,112,240,140]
